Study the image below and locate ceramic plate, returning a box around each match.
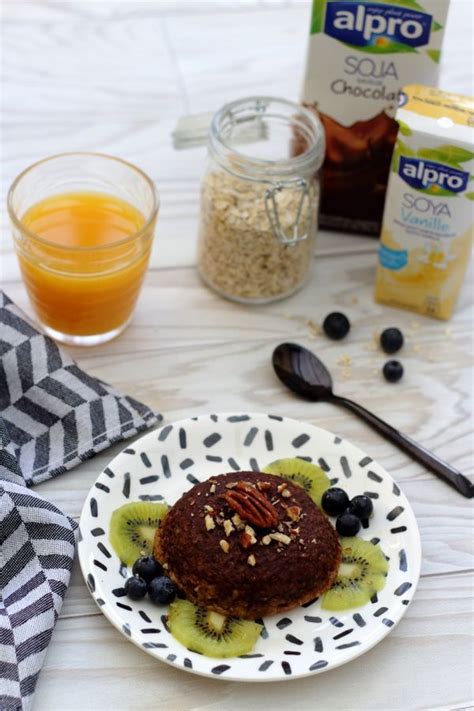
[78,413,421,682]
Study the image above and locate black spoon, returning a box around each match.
[273,342,474,499]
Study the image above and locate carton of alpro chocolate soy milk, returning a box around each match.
[301,0,450,235]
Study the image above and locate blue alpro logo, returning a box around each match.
[324,2,433,49]
[399,157,469,194]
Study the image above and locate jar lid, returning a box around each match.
[209,96,325,183]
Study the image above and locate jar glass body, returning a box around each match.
[197,97,324,304]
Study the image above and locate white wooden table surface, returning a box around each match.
[1,2,473,709]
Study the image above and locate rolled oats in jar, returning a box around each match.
[197,97,325,304]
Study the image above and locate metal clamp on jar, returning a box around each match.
[195,96,324,304]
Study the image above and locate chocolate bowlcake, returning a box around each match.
[154,471,341,619]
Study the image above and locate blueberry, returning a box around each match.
[124,576,147,600]
[348,494,373,520]
[148,576,178,605]
[323,312,351,340]
[321,487,350,516]
[336,512,361,537]
[380,328,404,354]
[383,360,404,383]
[132,556,162,583]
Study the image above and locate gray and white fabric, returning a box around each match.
[0,291,161,710]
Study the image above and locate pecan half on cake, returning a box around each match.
[154,471,341,619]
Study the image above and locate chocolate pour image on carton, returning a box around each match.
[300,0,450,236]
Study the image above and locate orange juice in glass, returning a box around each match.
[7,153,159,345]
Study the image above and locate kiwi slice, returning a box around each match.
[321,537,389,611]
[168,600,263,658]
[263,457,330,505]
[109,501,168,566]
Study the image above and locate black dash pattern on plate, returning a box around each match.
[186,473,200,485]
[353,613,366,627]
[285,634,303,646]
[93,559,107,572]
[103,467,115,478]
[399,549,408,572]
[304,615,322,623]
[206,455,222,462]
[227,415,250,422]
[211,665,230,675]
[228,458,240,471]
[382,618,394,627]
[91,527,105,537]
[180,458,194,470]
[394,582,412,596]
[97,542,111,558]
[179,428,187,449]
[333,628,353,640]
[373,607,388,617]
[292,433,310,448]
[276,618,292,630]
[243,427,258,446]
[161,455,171,478]
[139,610,152,623]
[367,470,383,483]
[158,425,173,441]
[318,458,330,472]
[329,617,344,628]
[140,475,159,485]
[391,526,407,534]
[86,574,95,592]
[336,641,360,650]
[281,661,292,675]
[265,430,274,451]
[249,458,259,472]
[358,456,372,468]
[122,472,131,498]
[94,482,110,493]
[313,636,323,652]
[387,506,404,521]
[255,618,268,639]
[167,654,177,662]
[122,623,131,637]
[340,456,352,478]
[183,658,193,669]
[258,660,274,672]
[140,452,152,468]
[309,660,328,671]
[116,602,132,612]
[90,497,98,517]
[203,433,221,448]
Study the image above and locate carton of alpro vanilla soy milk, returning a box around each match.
[375,84,474,320]
[301,0,450,235]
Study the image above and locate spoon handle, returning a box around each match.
[332,395,474,499]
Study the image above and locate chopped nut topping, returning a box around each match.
[247,554,256,566]
[232,513,244,529]
[220,539,230,553]
[261,535,271,545]
[240,531,253,549]
[223,519,235,537]
[209,484,216,493]
[225,482,238,489]
[269,532,291,545]
[163,563,169,570]
[277,523,285,533]
[205,514,215,531]
[287,505,302,522]
[204,504,214,513]
[256,481,272,491]
[244,525,257,545]
[281,488,291,498]
[277,483,287,493]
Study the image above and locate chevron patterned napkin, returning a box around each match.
[0,291,161,711]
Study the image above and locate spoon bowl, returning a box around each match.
[272,342,334,400]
